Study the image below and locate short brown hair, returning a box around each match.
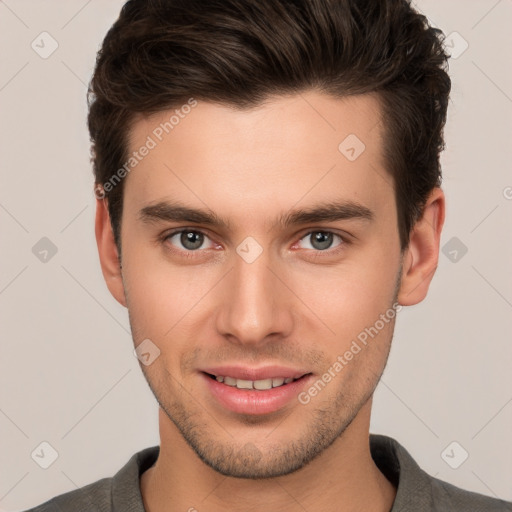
[88,0,451,251]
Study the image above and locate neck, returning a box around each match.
[141,400,396,512]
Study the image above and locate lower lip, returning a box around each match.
[201,373,312,415]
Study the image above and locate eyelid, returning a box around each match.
[162,227,217,250]
[161,227,350,255]
[293,229,348,250]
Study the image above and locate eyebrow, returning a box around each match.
[138,199,374,230]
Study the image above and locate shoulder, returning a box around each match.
[21,445,159,512]
[20,477,113,512]
[370,434,512,511]
[429,475,512,511]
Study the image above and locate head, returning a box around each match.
[92,0,450,478]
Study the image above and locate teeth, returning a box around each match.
[224,376,237,386]
[254,378,273,390]
[213,375,299,390]
[236,379,253,390]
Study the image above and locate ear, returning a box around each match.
[397,187,445,306]
[95,197,127,307]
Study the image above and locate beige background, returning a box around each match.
[1,1,511,510]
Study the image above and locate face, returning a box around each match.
[112,91,405,478]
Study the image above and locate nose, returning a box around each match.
[215,248,294,347]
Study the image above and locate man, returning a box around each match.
[24,0,512,510]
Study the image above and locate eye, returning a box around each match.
[297,231,344,251]
[165,230,215,251]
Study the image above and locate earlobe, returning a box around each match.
[397,188,445,306]
[95,198,127,307]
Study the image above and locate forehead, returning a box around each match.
[123,91,392,224]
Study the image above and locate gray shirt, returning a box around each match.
[23,434,512,511]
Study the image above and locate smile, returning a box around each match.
[201,369,313,415]
[206,373,303,390]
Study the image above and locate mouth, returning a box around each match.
[203,372,308,390]
[200,367,314,415]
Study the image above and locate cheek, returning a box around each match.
[123,261,214,384]
[290,253,399,343]
[121,237,226,348]
[298,262,398,395]
[124,264,208,335]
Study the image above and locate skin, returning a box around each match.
[95,90,444,512]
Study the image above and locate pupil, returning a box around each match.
[181,231,203,250]
[311,232,332,250]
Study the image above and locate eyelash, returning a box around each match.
[160,228,349,260]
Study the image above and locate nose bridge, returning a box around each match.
[216,247,293,344]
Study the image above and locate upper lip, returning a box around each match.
[201,365,310,381]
